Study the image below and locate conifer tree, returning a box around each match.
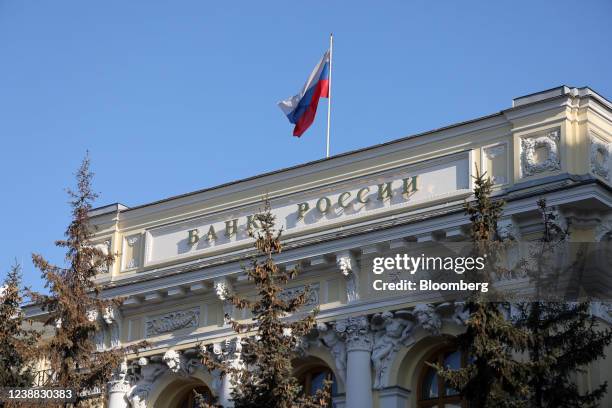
[515,199,612,408]
[198,200,331,408]
[435,167,529,408]
[0,262,41,387]
[28,155,126,405]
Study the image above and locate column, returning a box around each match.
[341,316,373,408]
[211,338,242,407]
[378,386,411,408]
[218,375,233,407]
[107,380,130,408]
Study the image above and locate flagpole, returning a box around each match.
[326,33,333,158]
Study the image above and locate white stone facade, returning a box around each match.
[26,86,612,408]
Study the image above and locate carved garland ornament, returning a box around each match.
[279,284,320,307]
[145,307,200,337]
[590,135,610,180]
[125,234,141,269]
[520,129,561,177]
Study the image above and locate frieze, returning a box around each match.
[590,134,610,180]
[279,283,320,308]
[144,154,470,265]
[145,307,200,337]
[520,129,561,177]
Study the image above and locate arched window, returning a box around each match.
[417,348,466,408]
[177,385,213,408]
[298,365,336,397]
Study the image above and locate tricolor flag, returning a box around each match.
[278,50,331,137]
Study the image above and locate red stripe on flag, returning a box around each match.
[293,79,329,137]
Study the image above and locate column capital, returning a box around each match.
[108,380,131,394]
[337,315,372,352]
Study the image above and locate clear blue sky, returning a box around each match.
[1,1,611,293]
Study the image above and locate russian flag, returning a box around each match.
[278,50,330,137]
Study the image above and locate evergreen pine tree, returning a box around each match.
[515,199,612,408]
[0,262,41,387]
[435,166,529,408]
[28,155,127,405]
[198,200,331,408]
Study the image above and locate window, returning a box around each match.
[298,365,336,402]
[417,348,466,408]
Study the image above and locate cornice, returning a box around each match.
[96,177,612,300]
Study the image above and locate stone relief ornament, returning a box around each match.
[122,357,167,408]
[163,349,187,375]
[202,337,243,394]
[103,307,122,348]
[451,301,470,326]
[337,253,360,303]
[145,307,200,337]
[317,322,347,384]
[125,234,141,269]
[545,206,569,242]
[498,219,520,241]
[214,277,235,320]
[336,315,372,352]
[370,310,414,389]
[128,384,151,408]
[86,309,98,322]
[131,359,166,385]
[93,239,112,273]
[108,360,131,394]
[86,309,107,352]
[279,284,320,308]
[521,129,561,177]
[590,135,610,180]
[411,304,441,335]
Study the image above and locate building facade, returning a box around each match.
[40,86,612,407]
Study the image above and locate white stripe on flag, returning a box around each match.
[278,50,330,116]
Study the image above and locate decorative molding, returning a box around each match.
[145,307,200,337]
[370,310,414,389]
[93,238,112,273]
[336,315,372,352]
[108,380,131,394]
[279,284,320,308]
[102,307,122,349]
[162,349,187,375]
[204,337,243,393]
[336,252,360,303]
[108,360,130,394]
[482,143,508,184]
[498,218,520,241]
[590,134,610,180]
[484,144,506,159]
[520,129,561,177]
[213,277,235,321]
[411,303,441,335]
[317,322,347,384]
[124,234,143,270]
[127,384,150,408]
